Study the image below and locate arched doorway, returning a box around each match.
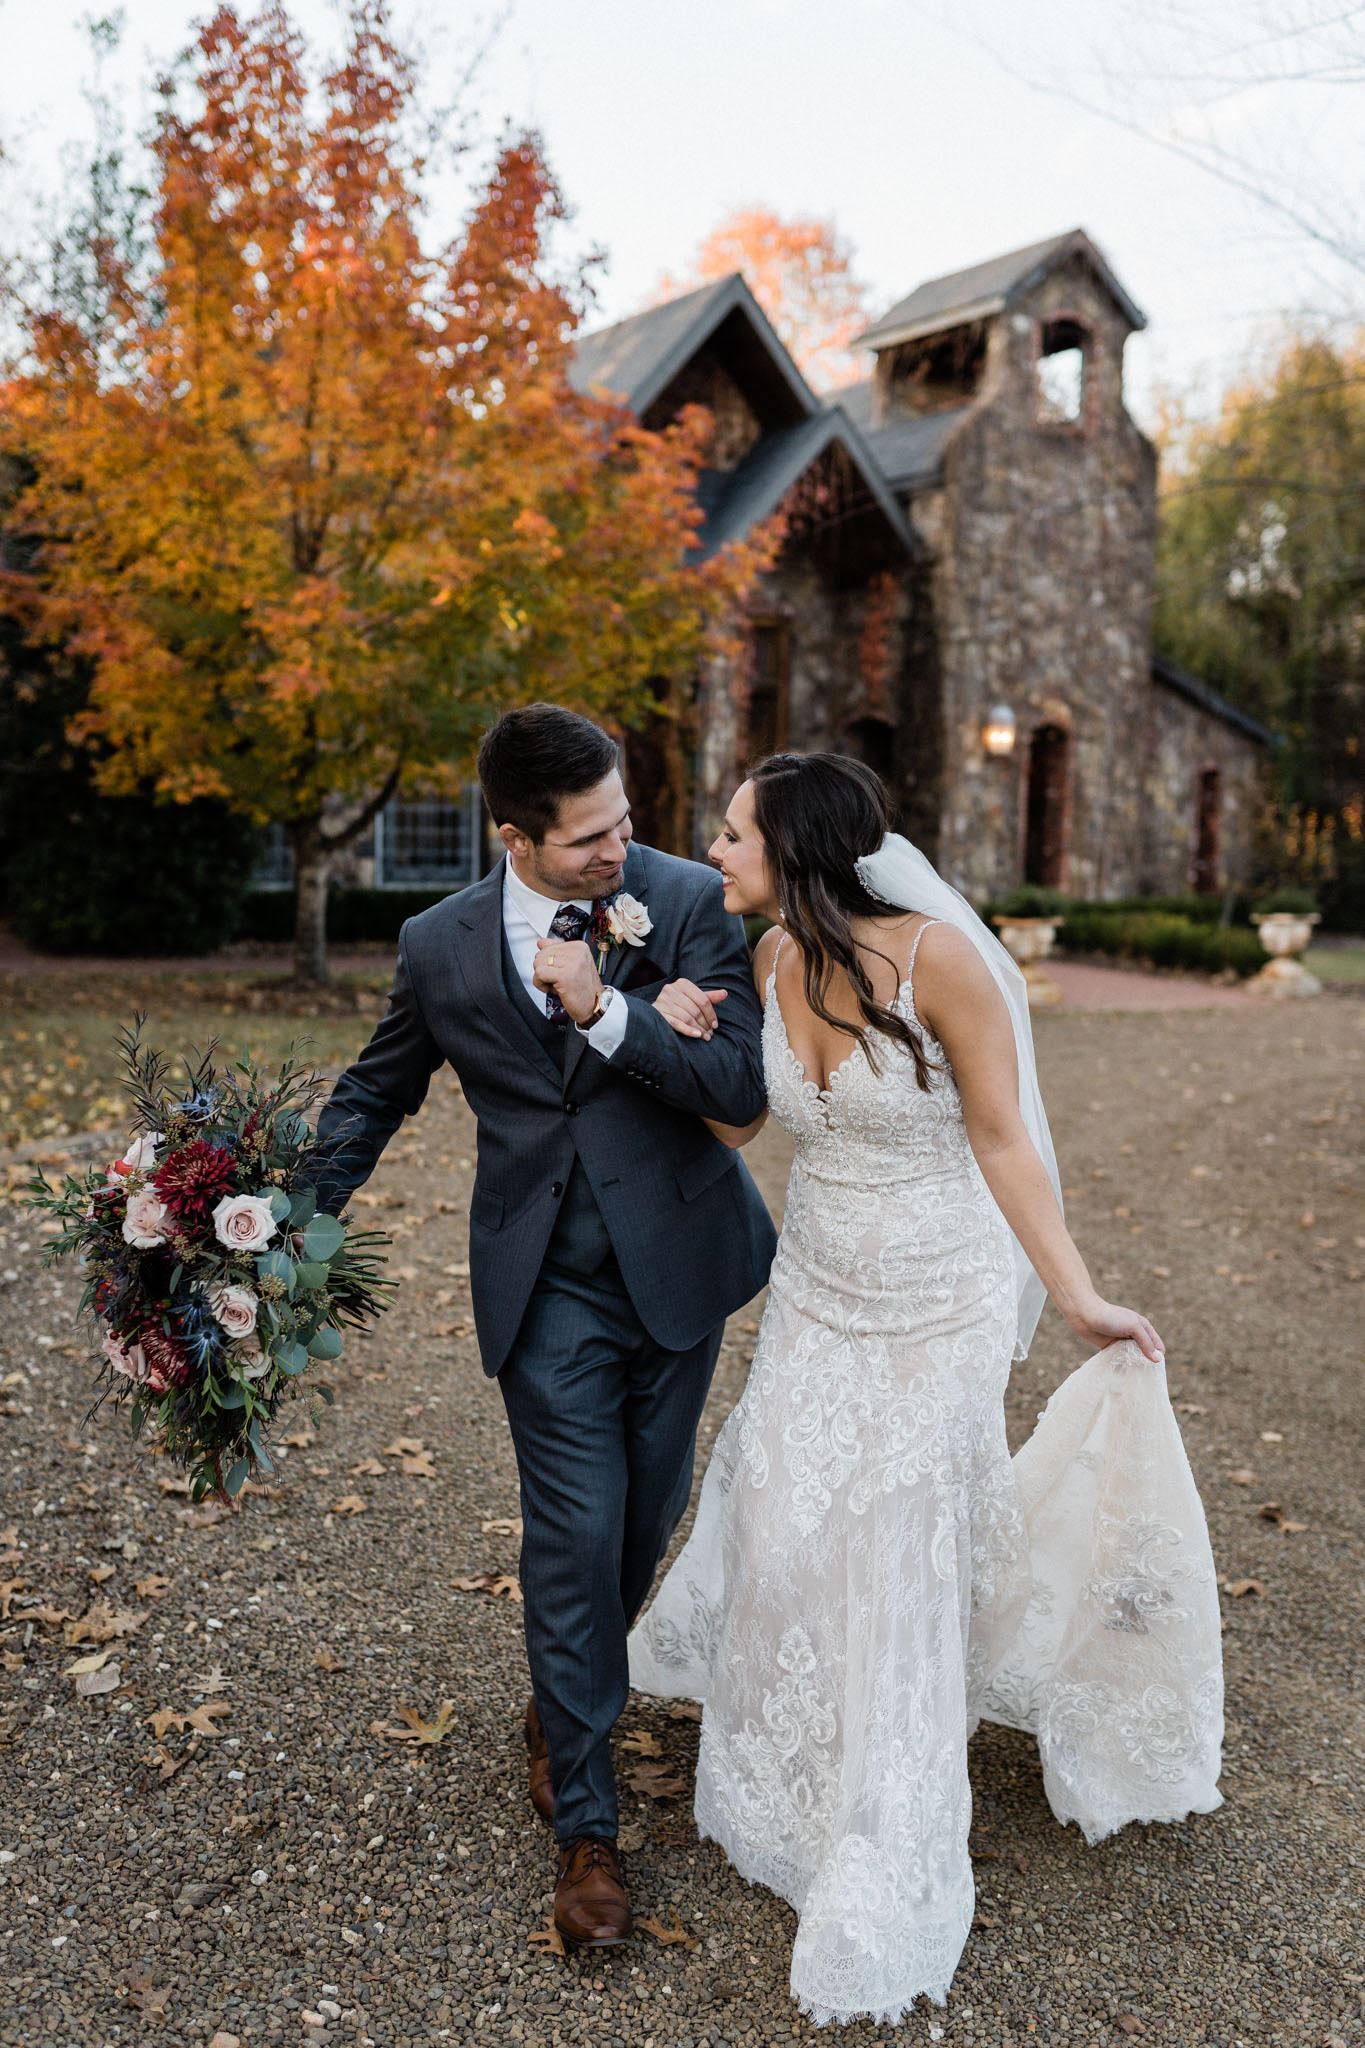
[1023,723,1069,887]
[843,714,896,786]
[1192,766,1222,894]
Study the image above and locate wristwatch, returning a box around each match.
[577,985,616,1031]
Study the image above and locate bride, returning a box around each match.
[627,751,1224,2027]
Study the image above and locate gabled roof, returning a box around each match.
[854,229,1147,353]
[1151,653,1278,747]
[569,273,819,421]
[695,406,919,562]
[838,381,972,491]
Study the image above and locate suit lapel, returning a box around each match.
[561,841,651,1092]
[454,857,563,1089]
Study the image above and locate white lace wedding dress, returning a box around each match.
[627,923,1224,2027]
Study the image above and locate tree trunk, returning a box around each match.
[291,823,332,985]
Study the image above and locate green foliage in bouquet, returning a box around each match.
[24,1017,394,1504]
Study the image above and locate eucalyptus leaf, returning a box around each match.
[256,1247,297,1298]
[307,1325,343,1361]
[302,1214,346,1263]
[268,1188,293,1223]
[219,1383,247,1410]
[224,1457,251,1498]
[288,1187,318,1227]
[293,1262,330,1292]
[315,1383,335,1405]
[278,1341,310,1376]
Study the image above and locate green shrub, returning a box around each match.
[987,884,1072,919]
[1251,886,1320,916]
[1057,908,1266,977]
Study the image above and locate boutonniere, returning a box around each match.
[590,892,652,973]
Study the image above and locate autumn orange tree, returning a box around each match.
[656,207,872,391]
[1,3,771,980]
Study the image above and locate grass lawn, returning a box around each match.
[0,965,391,1156]
[1306,939,1365,984]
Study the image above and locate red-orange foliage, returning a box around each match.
[656,208,872,392]
[2,2,774,977]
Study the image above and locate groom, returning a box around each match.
[311,704,777,1946]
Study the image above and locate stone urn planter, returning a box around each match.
[991,915,1064,1008]
[1248,911,1322,998]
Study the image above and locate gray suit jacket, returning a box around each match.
[311,839,778,1376]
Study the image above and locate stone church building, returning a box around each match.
[257,229,1272,905]
[571,226,1273,902]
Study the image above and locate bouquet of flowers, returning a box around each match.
[24,1017,393,1504]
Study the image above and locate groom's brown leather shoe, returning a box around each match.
[524,1696,555,1825]
[553,1835,632,1948]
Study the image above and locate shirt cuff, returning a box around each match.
[577,989,628,1060]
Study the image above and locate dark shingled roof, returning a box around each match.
[838,381,972,490]
[855,229,1147,353]
[1151,653,1278,746]
[569,273,817,420]
[695,407,919,561]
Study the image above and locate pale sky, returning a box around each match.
[3,0,1360,431]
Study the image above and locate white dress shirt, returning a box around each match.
[502,857,629,1062]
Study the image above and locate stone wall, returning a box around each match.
[894,257,1162,901]
[1139,684,1268,894]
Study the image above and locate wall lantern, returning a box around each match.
[982,704,1017,757]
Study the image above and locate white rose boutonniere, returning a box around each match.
[592,892,652,972]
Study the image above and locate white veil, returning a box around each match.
[856,832,1062,1362]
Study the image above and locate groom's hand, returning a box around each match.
[533,937,604,1024]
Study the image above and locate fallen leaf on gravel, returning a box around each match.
[451,1572,523,1602]
[313,1645,345,1672]
[175,1879,235,1915]
[24,1604,75,1628]
[971,1913,997,1929]
[63,1603,147,1645]
[350,1458,387,1477]
[184,1699,232,1735]
[528,1914,566,1958]
[621,1730,662,1758]
[88,1563,117,1585]
[481,1517,523,1539]
[328,1494,369,1516]
[1,1652,23,1673]
[191,1664,230,1693]
[399,1449,436,1478]
[1278,1519,1310,1535]
[1174,1402,1206,1417]
[157,1473,194,1496]
[121,1971,172,2019]
[75,1662,122,1697]
[667,1701,702,1723]
[382,1436,426,1458]
[1257,1501,1283,1519]
[638,1908,699,1949]
[625,1761,687,1799]
[1222,1578,1267,1598]
[135,1574,172,1599]
[1226,1469,1257,1486]
[64,1647,115,1676]
[282,1425,315,1448]
[369,1699,458,1744]
[0,1577,26,1619]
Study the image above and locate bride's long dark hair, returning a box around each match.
[749,751,939,1091]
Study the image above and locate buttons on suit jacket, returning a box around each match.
[564,1102,580,1116]
[551,1181,564,1197]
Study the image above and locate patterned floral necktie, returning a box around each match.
[543,902,592,1025]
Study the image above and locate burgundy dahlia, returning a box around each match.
[151,1138,237,1226]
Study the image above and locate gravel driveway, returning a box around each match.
[1,995,1361,2048]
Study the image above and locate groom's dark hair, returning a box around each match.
[477,702,620,842]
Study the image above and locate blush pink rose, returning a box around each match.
[207,1282,259,1340]
[122,1188,171,1249]
[211,1193,278,1253]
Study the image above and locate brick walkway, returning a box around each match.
[1044,957,1257,1011]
